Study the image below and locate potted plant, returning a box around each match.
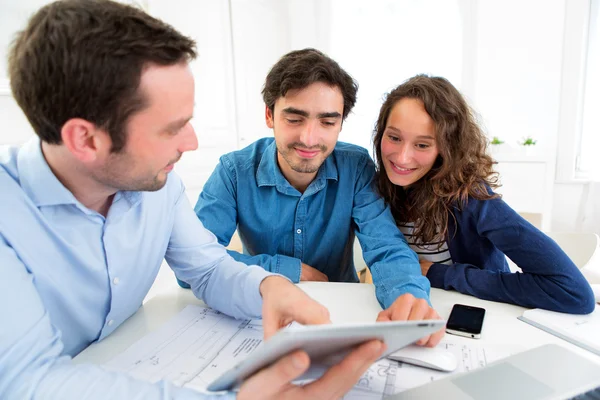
[520,136,537,146]
[489,136,507,155]
[491,136,505,145]
[519,136,538,156]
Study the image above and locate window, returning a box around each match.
[556,0,599,182]
[578,0,600,179]
[326,0,464,154]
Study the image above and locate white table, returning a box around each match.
[74,282,600,365]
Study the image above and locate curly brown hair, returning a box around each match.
[373,74,499,245]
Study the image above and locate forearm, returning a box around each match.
[371,265,431,309]
[365,242,430,308]
[227,250,302,282]
[428,262,595,314]
[351,159,431,309]
[456,197,595,313]
[168,184,270,319]
[0,256,228,400]
[200,255,273,319]
[6,358,229,400]
[356,216,431,307]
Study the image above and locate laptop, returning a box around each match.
[387,344,600,400]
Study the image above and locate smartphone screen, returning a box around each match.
[446,304,486,336]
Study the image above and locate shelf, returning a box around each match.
[491,151,551,163]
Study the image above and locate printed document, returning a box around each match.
[519,305,600,356]
[105,304,517,398]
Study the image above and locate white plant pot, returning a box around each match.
[521,145,537,156]
[489,143,509,156]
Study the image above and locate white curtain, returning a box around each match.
[579,0,600,179]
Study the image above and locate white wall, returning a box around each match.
[146,0,239,192]
[0,1,46,146]
[226,0,468,155]
[228,0,291,147]
[226,0,339,147]
[553,183,586,231]
[553,182,600,233]
[326,0,465,153]
[467,0,594,232]
[471,0,565,150]
[0,94,33,145]
[0,1,51,82]
[0,0,597,234]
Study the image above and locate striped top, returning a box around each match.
[398,223,453,265]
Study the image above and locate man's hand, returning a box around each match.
[259,276,331,339]
[237,340,386,400]
[420,260,434,276]
[300,263,329,282]
[376,293,445,347]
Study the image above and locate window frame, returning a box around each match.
[0,79,9,97]
[577,0,600,178]
[555,0,595,183]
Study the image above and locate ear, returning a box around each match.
[265,105,275,129]
[60,118,110,163]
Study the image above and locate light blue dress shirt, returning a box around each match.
[0,138,274,399]
[194,138,431,309]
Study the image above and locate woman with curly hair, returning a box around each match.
[373,74,595,314]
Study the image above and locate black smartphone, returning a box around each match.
[445,303,486,339]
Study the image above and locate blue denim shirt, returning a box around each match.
[195,138,430,308]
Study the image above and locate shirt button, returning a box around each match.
[107,320,114,327]
[113,277,120,285]
[296,229,302,234]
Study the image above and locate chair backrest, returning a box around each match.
[354,238,372,283]
[518,212,543,229]
[545,232,599,268]
[546,232,600,284]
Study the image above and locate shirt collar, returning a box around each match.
[17,137,80,207]
[256,140,339,191]
[17,137,142,210]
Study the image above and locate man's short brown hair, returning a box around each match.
[262,48,358,120]
[8,0,197,152]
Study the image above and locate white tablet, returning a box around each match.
[206,319,445,392]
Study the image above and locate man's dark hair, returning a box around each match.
[8,0,196,152]
[262,48,358,120]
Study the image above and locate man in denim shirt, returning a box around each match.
[188,49,444,345]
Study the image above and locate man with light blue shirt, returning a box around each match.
[0,1,386,399]
[189,49,445,345]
